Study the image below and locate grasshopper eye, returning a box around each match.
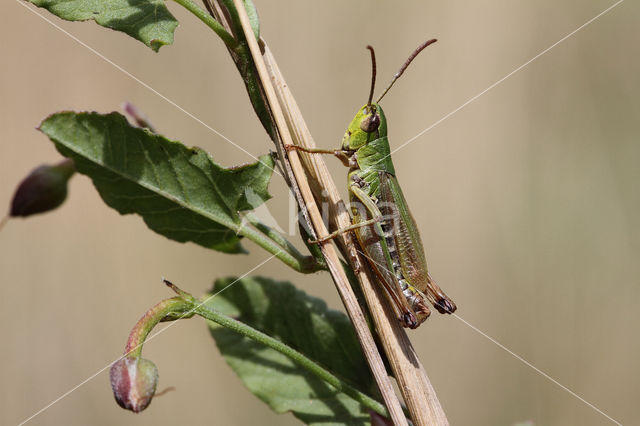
[360,113,380,133]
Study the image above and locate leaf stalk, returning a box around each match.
[192,297,390,418]
[171,0,236,47]
[236,221,324,273]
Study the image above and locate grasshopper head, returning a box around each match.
[341,103,387,151]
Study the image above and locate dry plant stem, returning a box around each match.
[230,1,407,424]
[262,41,449,426]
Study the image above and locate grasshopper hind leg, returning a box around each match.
[434,298,457,314]
[402,312,420,329]
[402,284,432,327]
[426,273,457,314]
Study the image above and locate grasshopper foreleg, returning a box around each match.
[284,144,351,167]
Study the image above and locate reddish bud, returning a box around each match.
[110,356,159,413]
[122,102,155,131]
[10,159,75,217]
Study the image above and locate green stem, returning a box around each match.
[236,221,324,273]
[124,297,193,358]
[191,300,390,419]
[171,0,236,47]
[244,212,308,260]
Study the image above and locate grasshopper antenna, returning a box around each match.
[366,45,377,108]
[376,38,437,103]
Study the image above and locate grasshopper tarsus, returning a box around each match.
[426,273,457,314]
[434,298,457,314]
[307,237,323,246]
[402,312,420,330]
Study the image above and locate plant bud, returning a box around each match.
[122,102,155,131]
[10,159,75,217]
[110,356,159,413]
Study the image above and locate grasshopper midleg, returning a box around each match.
[311,215,383,244]
[286,41,456,328]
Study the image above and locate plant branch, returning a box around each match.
[230,1,408,425]
[123,297,193,358]
[171,0,236,47]
[190,296,389,418]
[236,222,320,273]
[121,283,391,417]
[243,212,322,271]
[244,212,298,255]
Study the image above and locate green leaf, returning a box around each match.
[28,0,178,52]
[206,276,376,426]
[39,111,275,253]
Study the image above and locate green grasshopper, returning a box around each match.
[288,40,456,329]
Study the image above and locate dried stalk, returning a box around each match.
[232,1,449,425]
[230,2,407,424]
[263,46,449,426]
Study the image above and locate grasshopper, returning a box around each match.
[287,40,456,328]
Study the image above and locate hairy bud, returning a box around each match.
[110,356,159,413]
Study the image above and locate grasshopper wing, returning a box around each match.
[349,183,428,328]
[378,171,456,314]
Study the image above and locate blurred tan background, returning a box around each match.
[1,1,638,425]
